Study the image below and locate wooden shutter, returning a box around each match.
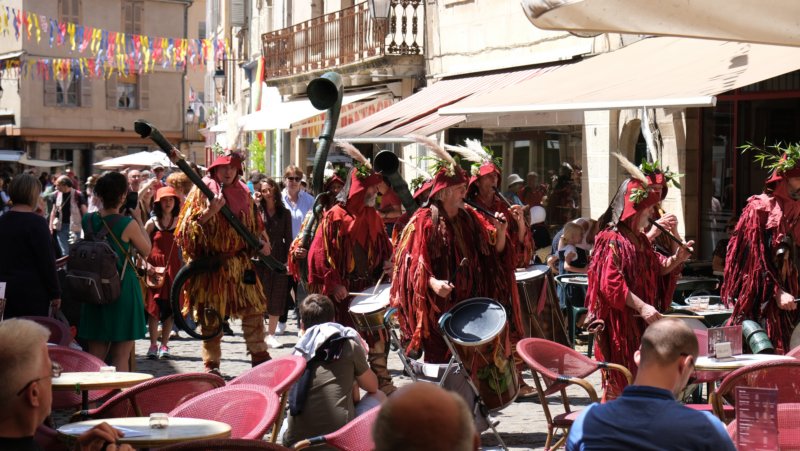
[231,0,246,26]
[44,79,57,106]
[106,76,118,110]
[139,74,149,110]
[79,78,92,107]
[133,2,143,34]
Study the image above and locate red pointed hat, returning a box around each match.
[413,178,434,200]
[468,161,501,188]
[430,166,468,199]
[324,173,345,192]
[208,153,243,175]
[766,154,800,186]
[347,167,382,203]
[620,172,668,222]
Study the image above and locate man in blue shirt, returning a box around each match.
[567,318,735,451]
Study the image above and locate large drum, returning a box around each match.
[348,283,391,333]
[515,265,570,346]
[441,298,519,411]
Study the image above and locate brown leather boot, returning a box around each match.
[251,350,272,367]
[204,361,222,377]
[368,340,396,395]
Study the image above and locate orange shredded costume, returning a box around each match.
[175,154,271,372]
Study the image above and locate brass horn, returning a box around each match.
[307,72,343,195]
[374,150,418,216]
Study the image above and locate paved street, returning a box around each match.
[123,315,602,450]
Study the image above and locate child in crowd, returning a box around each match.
[557,222,589,309]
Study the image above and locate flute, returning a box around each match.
[493,186,514,208]
[463,198,506,223]
[648,218,693,253]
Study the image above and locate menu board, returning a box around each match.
[736,386,778,450]
[708,325,743,358]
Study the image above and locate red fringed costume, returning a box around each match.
[722,169,800,354]
[391,203,490,362]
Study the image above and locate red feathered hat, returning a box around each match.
[620,172,667,222]
[413,178,434,200]
[468,161,501,188]
[430,167,468,199]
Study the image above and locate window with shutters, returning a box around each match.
[198,21,206,39]
[59,0,81,24]
[116,74,138,109]
[122,1,143,34]
[45,77,91,107]
[106,74,148,110]
[57,79,79,106]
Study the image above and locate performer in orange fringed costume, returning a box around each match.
[175,153,273,374]
[307,153,395,394]
[722,147,800,354]
[587,160,691,399]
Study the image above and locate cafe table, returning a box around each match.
[58,416,231,450]
[689,354,795,403]
[51,371,154,411]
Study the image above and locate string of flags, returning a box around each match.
[0,4,229,80]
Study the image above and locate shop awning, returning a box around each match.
[0,150,70,167]
[239,89,385,132]
[440,37,800,117]
[521,0,800,47]
[336,66,560,140]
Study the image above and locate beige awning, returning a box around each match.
[440,37,800,117]
[521,0,800,47]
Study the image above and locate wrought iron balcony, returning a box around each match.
[262,0,423,79]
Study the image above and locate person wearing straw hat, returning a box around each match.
[586,155,691,400]
[174,151,273,375]
[722,143,800,354]
[307,142,395,394]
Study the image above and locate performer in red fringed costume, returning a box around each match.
[390,177,432,246]
[307,146,395,394]
[391,165,491,363]
[587,157,691,400]
[722,145,800,353]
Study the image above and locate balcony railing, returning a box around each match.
[262,0,423,79]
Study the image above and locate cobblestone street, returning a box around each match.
[126,315,602,450]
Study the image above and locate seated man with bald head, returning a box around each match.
[0,319,132,451]
[567,318,735,450]
[373,382,479,451]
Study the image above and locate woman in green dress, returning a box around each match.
[79,171,151,371]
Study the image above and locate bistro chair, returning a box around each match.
[34,424,68,451]
[20,315,72,346]
[159,438,291,450]
[517,337,632,451]
[292,405,381,451]
[48,346,116,411]
[170,384,281,440]
[73,372,225,421]
[710,360,800,423]
[553,274,593,357]
[230,355,306,443]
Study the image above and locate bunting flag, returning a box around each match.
[0,3,230,80]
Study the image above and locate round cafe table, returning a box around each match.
[51,372,154,411]
[57,416,231,449]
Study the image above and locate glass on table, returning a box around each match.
[149,413,169,429]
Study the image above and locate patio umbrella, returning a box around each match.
[93,151,174,169]
[521,0,800,47]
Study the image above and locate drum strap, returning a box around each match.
[288,334,356,416]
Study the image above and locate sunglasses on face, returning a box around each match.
[17,362,62,396]
[285,176,301,182]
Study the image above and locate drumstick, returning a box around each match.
[372,272,386,296]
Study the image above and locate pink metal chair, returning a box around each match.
[710,360,800,423]
[292,405,381,451]
[517,337,633,451]
[159,438,291,450]
[230,355,306,443]
[21,316,72,346]
[73,372,225,421]
[169,384,281,440]
[787,345,800,358]
[47,346,116,410]
[34,424,68,451]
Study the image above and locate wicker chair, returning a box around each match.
[72,372,225,421]
[292,405,381,451]
[517,337,633,451]
[725,403,800,448]
[159,438,291,450]
[21,316,72,346]
[170,384,281,440]
[230,355,306,443]
[710,359,800,423]
[34,424,68,451]
[47,346,116,410]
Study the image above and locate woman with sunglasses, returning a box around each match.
[280,166,314,335]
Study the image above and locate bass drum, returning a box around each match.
[441,298,519,411]
[515,265,570,346]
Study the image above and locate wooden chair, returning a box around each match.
[517,337,632,451]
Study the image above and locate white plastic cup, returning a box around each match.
[149,412,169,429]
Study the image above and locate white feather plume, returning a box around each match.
[398,158,431,179]
[444,139,492,163]
[407,134,455,167]
[464,139,491,162]
[612,152,648,185]
[335,141,371,168]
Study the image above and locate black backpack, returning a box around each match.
[64,214,127,305]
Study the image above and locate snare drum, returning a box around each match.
[441,298,519,411]
[349,283,391,333]
[515,265,570,346]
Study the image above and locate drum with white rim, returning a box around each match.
[515,265,570,345]
[348,283,391,333]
